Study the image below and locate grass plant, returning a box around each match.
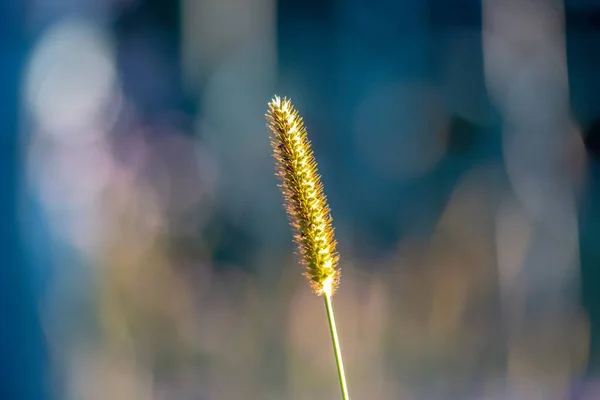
[266,96,349,400]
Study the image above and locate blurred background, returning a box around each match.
[4,0,600,398]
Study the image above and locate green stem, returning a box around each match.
[324,293,350,400]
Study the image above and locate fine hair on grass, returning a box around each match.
[266,96,349,400]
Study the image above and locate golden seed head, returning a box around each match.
[266,96,340,296]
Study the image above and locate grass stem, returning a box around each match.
[324,293,349,400]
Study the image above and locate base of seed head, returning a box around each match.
[307,270,340,297]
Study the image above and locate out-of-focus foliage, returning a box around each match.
[11,0,600,399]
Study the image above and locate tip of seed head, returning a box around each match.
[271,95,281,107]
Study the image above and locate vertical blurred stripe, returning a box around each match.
[566,2,600,375]
[0,1,47,399]
[181,0,276,92]
[182,0,280,246]
[483,0,588,392]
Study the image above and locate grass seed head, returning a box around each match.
[266,95,340,296]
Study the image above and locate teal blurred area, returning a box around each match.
[0,1,47,399]
[5,0,600,399]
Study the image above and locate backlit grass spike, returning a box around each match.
[266,95,340,296]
